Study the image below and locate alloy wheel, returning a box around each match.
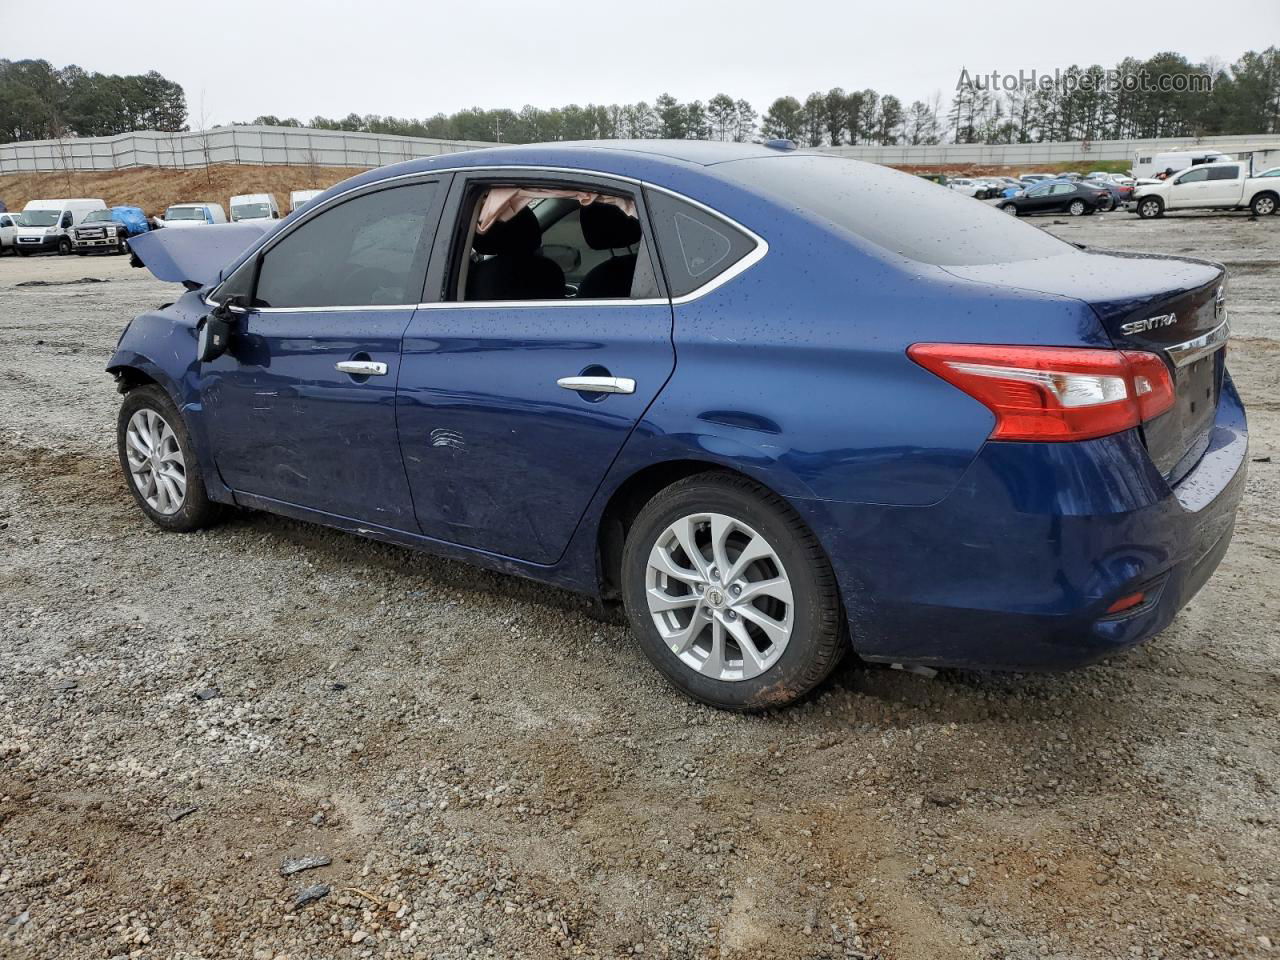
[125,408,187,515]
[645,512,794,682]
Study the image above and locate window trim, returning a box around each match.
[208,165,767,312]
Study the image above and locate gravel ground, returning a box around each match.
[1,210,1278,960]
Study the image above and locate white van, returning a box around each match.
[1133,149,1232,180]
[289,190,322,213]
[229,193,281,223]
[15,198,106,256]
[163,202,228,228]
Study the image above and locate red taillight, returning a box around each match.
[908,343,1175,442]
[1106,591,1147,614]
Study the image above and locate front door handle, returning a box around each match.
[557,375,635,395]
[335,360,388,376]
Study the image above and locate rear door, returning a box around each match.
[396,170,675,564]
[1203,164,1244,206]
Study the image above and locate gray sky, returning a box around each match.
[5,0,1277,126]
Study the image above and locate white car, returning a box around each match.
[946,178,985,198]
[163,203,228,228]
[0,211,23,254]
[289,190,322,213]
[1129,161,1280,218]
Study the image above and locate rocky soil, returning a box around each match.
[0,209,1277,959]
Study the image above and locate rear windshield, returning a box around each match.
[720,155,1073,266]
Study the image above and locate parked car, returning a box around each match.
[14,198,106,255]
[289,189,322,213]
[1019,173,1054,183]
[1129,161,1280,218]
[229,193,281,222]
[947,178,986,198]
[999,180,1111,216]
[163,203,228,228]
[71,209,129,255]
[0,211,23,254]
[113,142,1246,711]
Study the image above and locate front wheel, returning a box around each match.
[57,237,72,255]
[1068,200,1086,216]
[1251,193,1278,216]
[1137,197,1164,219]
[117,384,220,532]
[621,474,846,711]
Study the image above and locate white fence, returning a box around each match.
[0,125,493,173]
[815,133,1280,167]
[4,125,1279,174]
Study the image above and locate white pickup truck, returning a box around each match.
[1128,162,1280,218]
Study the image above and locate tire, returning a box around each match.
[75,250,87,256]
[1137,197,1164,219]
[1068,200,1086,216]
[15,248,28,257]
[117,384,220,533]
[1000,203,1019,216]
[57,237,72,256]
[621,473,846,711]
[1251,193,1278,217]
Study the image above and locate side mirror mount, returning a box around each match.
[196,295,248,364]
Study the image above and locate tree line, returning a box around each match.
[2,47,1276,149]
[0,59,187,143]
[250,48,1278,148]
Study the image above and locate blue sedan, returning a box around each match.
[109,141,1246,710]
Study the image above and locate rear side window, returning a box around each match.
[721,155,1073,266]
[644,189,758,297]
[253,182,437,308]
[1207,166,1240,180]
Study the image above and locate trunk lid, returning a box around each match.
[943,250,1227,482]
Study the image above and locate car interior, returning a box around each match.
[457,186,646,301]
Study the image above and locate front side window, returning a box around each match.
[60,212,73,228]
[1026,185,1051,198]
[250,182,437,308]
[454,182,657,302]
[1176,168,1210,184]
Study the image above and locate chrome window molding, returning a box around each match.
[207,163,768,313]
[1166,319,1230,368]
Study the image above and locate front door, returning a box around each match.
[1167,167,1210,208]
[201,178,445,528]
[397,172,675,564]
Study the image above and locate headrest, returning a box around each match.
[473,206,541,256]
[581,201,641,250]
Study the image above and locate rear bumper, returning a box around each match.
[798,373,1247,671]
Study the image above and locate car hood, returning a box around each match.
[128,221,273,287]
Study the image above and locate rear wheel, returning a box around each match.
[1251,193,1277,216]
[621,474,845,711]
[1137,197,1164,219]
[1068,199,1086,216]
[1000,203,1019,216]
[117,384,220,532]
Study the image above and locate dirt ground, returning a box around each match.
[0,209,1277,960]
[0,164,368,219]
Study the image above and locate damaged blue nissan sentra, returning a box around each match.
[108,140,1246,710]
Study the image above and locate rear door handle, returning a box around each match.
[557,376,635,395]
[335,360,388,376]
